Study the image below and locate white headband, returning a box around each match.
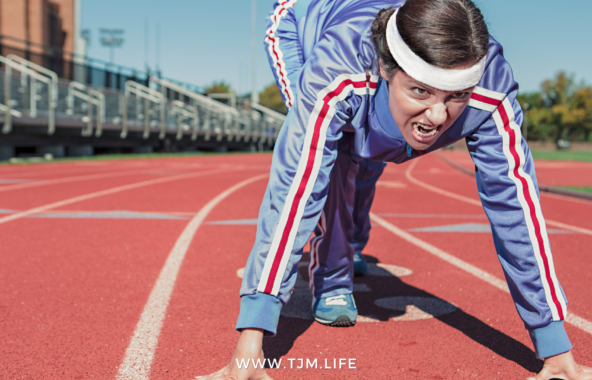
[385,7,486,91]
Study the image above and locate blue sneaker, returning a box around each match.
[312,294,358,326]
[353,251,368,276]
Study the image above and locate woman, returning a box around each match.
[198,0,591,379]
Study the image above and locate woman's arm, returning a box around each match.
[465,49,591,378]
[264,0,305,109]
[197,15,379,377]
[468,86,570,359]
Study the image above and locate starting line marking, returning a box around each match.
[369,212,592,336]
[116,173,268,380]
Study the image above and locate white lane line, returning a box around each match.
[370,214,592,336]
[405,160,481,206]
[0,168,232,225]
[116,173,269,380]
[540,191,592,206]
[436,152,592,207]
[0,169,150,193]
[405,159,592,237]
[370,213,508,292]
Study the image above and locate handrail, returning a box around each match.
[122,80,165,139]
[66,81,105,137]
[208,92,237,109]
[0,104,23,117]
[251,103,285,145]
[251,102,286,121]
[6,54,59,106]
[1,54,54,134]
[150,77,248,142]
[171,100,199,141]
[149,77,239,116]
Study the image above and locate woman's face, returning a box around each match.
[382,69,474,151]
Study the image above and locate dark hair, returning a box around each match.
[371,0,489,80]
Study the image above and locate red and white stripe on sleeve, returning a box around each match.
[265,0,298,108]
[469,86,567,321]
[257,73,379,297]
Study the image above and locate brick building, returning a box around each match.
[0,0,74,53]
[0,0,81,80]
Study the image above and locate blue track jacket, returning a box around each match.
[236,0,571,359]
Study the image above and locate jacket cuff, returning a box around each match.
[235,293,282,337]
[528,320,572,359]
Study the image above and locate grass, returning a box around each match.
[0,150,268,166]
[558,186,592,195]
[531,150,592,162]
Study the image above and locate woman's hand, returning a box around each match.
[528,351,592,380]
[195,328,273,380]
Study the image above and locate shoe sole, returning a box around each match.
[314,315,356,327]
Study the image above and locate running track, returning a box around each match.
[0,152,590,379]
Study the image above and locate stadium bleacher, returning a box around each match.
[0,47,284,161]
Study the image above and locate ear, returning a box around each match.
[379,63,389,81]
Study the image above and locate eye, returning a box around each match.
[412,87,428,96]
[451,92,470,99]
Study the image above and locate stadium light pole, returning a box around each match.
[251,0,259,104]
[100,29,125,65]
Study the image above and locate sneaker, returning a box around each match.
[353,251,368,276]
[312,294,358,326]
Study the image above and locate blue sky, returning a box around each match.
[81,0,592,94]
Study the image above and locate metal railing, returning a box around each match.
[1,54,55,134]
[122,80,165,139]
[1,54,281,149]
[251,102,285,145]
[150,77,249,142]
[170,100,199,140]
[66,81,105,137]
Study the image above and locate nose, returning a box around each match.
[425,103,448,126]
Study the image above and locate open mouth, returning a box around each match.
[412,122,439,138]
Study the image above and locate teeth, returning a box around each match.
[413,122,438,137]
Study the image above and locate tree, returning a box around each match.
[258,83,287,114]
[204,81,233,95]
[518,71,592,142]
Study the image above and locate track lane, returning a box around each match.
[0,169,233,225]
[406,157,592,235]
[437,150,592,188]
[1,152,589,379]
[117,173,269,380]
[381,158,592,340]
[150,156,539,379]
[400,157,592,311]
[0,163,268,380]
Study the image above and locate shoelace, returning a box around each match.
[325,295,347,305]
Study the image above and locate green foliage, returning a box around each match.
[518,71,592,142]
[204,81,233,95]
[531,150,592,162]
[259,83,287,114]
[558,186,592,195]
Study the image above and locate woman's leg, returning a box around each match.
[308,134,359,302]
[351,159,386,275]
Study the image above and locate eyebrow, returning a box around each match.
[408,79,473,93]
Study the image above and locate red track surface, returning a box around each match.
[0,152,590,379]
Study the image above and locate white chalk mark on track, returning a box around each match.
[370,214,592,336]
[0,168,230,225]
[404,159,592,237]
[116,173,269,380]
